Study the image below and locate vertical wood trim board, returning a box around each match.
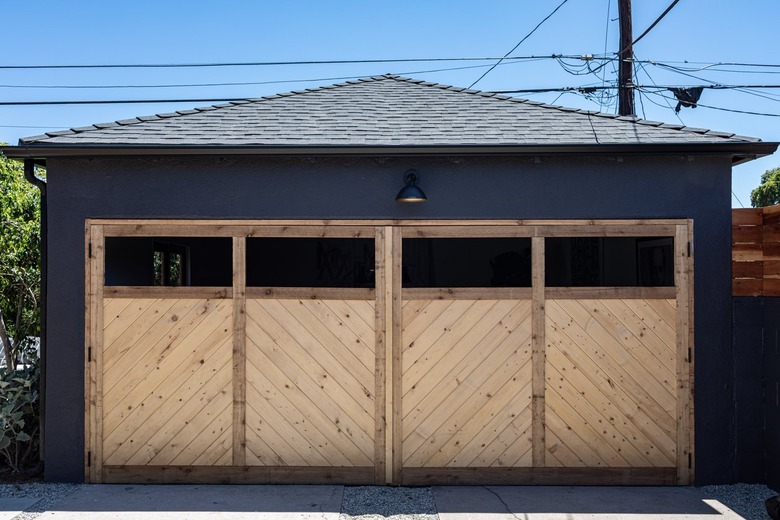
[83,222,93,482]
[687,220,695,483]
[675,223,692,484]
[373,227,387,483]
[391,227,403,484]
[89,224,105,483]
[531,236,546,467]
[232,237,247,466]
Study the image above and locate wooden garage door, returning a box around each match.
[85,220,692,485]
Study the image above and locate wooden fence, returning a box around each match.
[733,205,780,296]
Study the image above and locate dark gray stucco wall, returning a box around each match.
[45,153,734,483]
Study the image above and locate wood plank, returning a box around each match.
[90,224,104,483]
[246,287,374,300]
[732,261,763,279]
[84,222,93,482]
[96,218,689,229]
[400,466,676,486]
[764,260,780,277]
[732,225,763,244]
[102,465,375,484]
[765,278,780,296]
[545,287,675,299]
[733,278,763,296]
[374,227,386,484]
[732,208,764,226]
[675,224,691,484]
[391,227,403,485]
[532,236,545,468]
[103,286,232,299]
[400,226,534,238]
[686,219,695,484]
[403,287,532,300]
[232,237,246,467]
[533,225,676,237]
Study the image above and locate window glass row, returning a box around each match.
[104,236,674,288]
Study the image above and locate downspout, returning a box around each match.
[23,159,46,465]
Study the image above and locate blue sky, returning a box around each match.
[2,0,779,207]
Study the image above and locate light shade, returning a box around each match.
[395,170,427,203]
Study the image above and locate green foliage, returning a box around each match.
[0,150,42,366]
[750,167,780,208]
[0,355,39,473]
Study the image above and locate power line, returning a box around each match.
[619,0,682,54]
[642,90,780,117]
[0,60,550,90]
[0,55,594,71]
[469,0,571,88]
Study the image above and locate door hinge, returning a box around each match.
[688,452,692,469]
[87,451,91,467]
[88,347,92,363]
[688,347,692,362]
[687,241,691,257]
[88,241,92,259]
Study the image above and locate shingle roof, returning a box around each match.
[19,74,762,147]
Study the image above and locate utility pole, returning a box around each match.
[618,0,635,116]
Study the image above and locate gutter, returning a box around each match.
[23,159,46,465]
[2,142,778,165]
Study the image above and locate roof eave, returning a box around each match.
[2,142,777,165]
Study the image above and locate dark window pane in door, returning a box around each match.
[402,238,532,288]
[246,238,375,288]
[105,237,232,286]
[545,236,674,287]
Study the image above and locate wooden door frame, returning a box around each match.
[85,218,694,484]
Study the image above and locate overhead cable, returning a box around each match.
[468,0,571,88]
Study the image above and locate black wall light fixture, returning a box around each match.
[395,169,427,203]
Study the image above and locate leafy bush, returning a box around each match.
[0,354,40,474]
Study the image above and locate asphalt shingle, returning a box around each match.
[18,74,763,147]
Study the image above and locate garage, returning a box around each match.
[85,219,692,485]
[4,74,773,485]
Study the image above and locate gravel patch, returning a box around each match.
[340,486,437,520]
[699,483,778,520]
[0,482,81,520]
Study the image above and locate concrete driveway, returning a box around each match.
[2,484,749,519]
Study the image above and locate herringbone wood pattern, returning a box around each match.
[102,298,233,466]
[401,299,533,468]
[545,299,677,467]
[245,299,376,467]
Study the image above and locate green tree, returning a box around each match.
[750,167,780,208]
[0,151,42,368]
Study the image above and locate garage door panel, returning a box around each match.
[102,303,233,438]
[245,298,376,468]
[545,299,678,468]
[403,301,531,423]
[401,300,476,374]
[598,299,676,375]
[546,307,677,447]
[546,300,677,434]
[546,348,672,466]
[248,299,374,402]
[402,299,533,469]
[101,298,234,467]
[245,334,373,466]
